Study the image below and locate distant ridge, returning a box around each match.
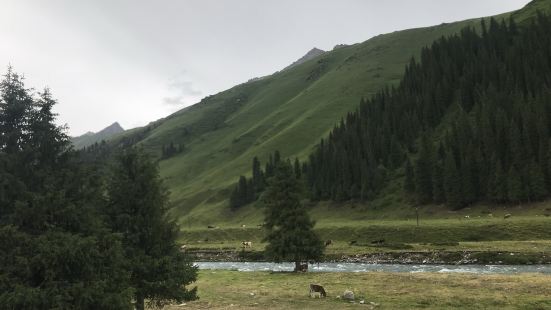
[283,47,325,71]
[72,122,124,149]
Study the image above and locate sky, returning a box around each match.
[0,0,531,136]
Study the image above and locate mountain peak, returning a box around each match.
[71,122,124,149]
[102,122,123,133]
[283,47,326,71]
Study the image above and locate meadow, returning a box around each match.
[179,202,551,260]
[163,270,551,309]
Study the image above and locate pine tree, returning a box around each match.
[527,159,547,201]
[252,156,263,192]
[107,148,197,310]
[404,158,415,192]
[507,167,523,204]
[294,158,302,179]
[443,152,463,209]
[0,68,133,309]
[262,161,323,271]
[414,135,434,204]
[432,161,445,203]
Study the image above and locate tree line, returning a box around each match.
[308,14,551,207]
[230,151,304,209]
[0,67,197,309]
[231,14,551,209]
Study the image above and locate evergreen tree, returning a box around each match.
[252,156,263,191]
[404,158,415,192]
[507,167,523,204]
[294,157,302,179]
[262,161,323,271]
[443,152,463,209]
[107,148,197,310]
[0,68,133,309]
[432,162,445,204]
[527,159,547,201]
[414,135,434,204]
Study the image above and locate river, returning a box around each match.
[195,262,551,274]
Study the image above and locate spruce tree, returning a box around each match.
[404,158,415,192]
[443,152,463,209]
[262,161,323,271]
[414,135,434,204]
[0,68,133,309]
[107,148,197,310]
[507,167,523,204]
[527,159,547,201]
[252,156,263,191]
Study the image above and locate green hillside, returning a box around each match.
[106,0,551,226]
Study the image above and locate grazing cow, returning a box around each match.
[504,214,512,219]
[241,224,246,228]
[241,241,252,248]
[296,263,308,272]
[207,225,216,229]
[179,244,187,252]
[324,240,332,247]
[309,284,327,298]
[371,239,385,245]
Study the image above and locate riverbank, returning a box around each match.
[186,240,551,265]
[179,215,551,265]
[162,270,551,309]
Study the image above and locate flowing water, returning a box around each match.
[195,262,551,274]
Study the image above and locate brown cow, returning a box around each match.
[309,284,327,298]
[295,262,308,272]
[324,240,332,247]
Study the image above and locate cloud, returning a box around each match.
[163,72,202,106]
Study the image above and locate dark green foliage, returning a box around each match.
[230,176,252,210]
[0,67,133,309]
[302,14,551,208]
[262,161,324,271]
[404,158,415,192]
[252,156,264,191]
[443,151,463,209]
[107,148,198,310]
[507,167,524,204]
[0,68,198,309]
[414,135,434,204]
[229,151,300,209]
[161,141,184,159]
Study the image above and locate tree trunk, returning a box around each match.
[135,293,145,310]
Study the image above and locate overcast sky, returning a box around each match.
[0,0,531,136]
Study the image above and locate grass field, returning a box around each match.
[177,202,551,264]
[162,270,551,309]
[179,201,551,243]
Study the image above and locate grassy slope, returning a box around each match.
[114,0,551,226]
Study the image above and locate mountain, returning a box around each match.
[103,0,551,227]
[72,122,124,149]
[282,47,326,71]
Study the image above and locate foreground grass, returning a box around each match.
[164,270,551,309]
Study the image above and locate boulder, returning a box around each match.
[343,290,355,301]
